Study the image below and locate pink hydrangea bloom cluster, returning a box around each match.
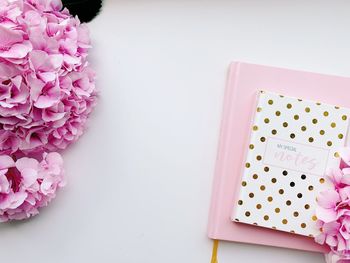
[0,0,97,221]
[0,152,65,222]
[315,148,350,262]
[0,0,97,154]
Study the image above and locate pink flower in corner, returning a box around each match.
[316,189,340,223]
[315,148,350,262]
[0,152,65,222]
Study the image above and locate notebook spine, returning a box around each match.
[207,62,241,238]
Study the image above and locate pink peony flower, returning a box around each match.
[0,152,65,222]
[0,0,97,154]
[315,148,350,262]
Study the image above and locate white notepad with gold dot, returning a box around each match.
[232,91,350,237]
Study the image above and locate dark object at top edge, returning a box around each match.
[62,0,103,23]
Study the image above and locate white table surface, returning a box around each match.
[2,1,350,262]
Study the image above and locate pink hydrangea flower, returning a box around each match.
[0,0,97,154]
[0,152,65,222]
[315,148,350,262]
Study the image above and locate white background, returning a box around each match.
[2,0,350,262]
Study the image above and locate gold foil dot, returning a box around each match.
[256,155,262,161]
[264,166,269,172]
[323,111,329,117]
[312,119,318,124]
[238,200,243,205]
[286,200,292,206]
[294,115,299,120]
[301,126,307,131]
[245,211,251,217]
[293,212,299,217]
[308,185,314,191]
[320,178,325,184]
[301,223,307,228]
[275,111,281,116]
[312,215,317,221]
[282,122,288,127]
[271,129,277,135]
[327,141,332,146]
[297,193,303,198]
[245,163,250,168]
[249,193,254,198]
[334,152,340,158]
[339,134,344,139]
[282,219,288,224]
[279,189,284,194]
[275,208,280,213]
[260,185,266,191]
[260,137,266,142]
[249,144,254,149]
[286,103,292,109]
[271,178,277,183]
[242,181,247,187]
[316,102,321,105]
[263,215,269,221]
[308,137,314,143]
[264,118,270,123]
[290,133,295,139]
[305,204,310,209]
[320,130,325,135]
[253,125,258,131]
[342,115,347,120]
[305,107,310,113]
[268,100,273,105]
[267,196,273,202]
[253,174,258,179]
[257,107,262,112]
[335,106,340,109]
[331,122,336,128]
[256,204,262,209]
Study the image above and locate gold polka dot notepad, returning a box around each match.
[232,90,350,237]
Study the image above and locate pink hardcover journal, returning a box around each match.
[207,62,350,253]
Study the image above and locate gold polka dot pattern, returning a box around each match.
[233,90,350,237]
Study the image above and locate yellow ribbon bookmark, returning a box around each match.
[210,240,219,263]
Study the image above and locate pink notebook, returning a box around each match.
[207,62,350,253]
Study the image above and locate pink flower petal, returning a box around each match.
[0,25,23,46]
[15,157,39,172]
[316,206,337,223]
[7,192,27,209]
[0,155,15,169]
[318,189,340,209]
[323,221,341,235]
[0,42,32,59]
[340,148,350,166]
[21,168,38,188]
[34,95,59,108]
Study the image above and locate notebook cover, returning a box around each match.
[232,91,350,237]
[207,62,350,253]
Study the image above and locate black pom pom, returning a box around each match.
[62,0,103,23]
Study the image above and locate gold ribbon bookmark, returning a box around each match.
[210,240,219,263]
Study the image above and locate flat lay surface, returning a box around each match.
[1,0,350,262]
